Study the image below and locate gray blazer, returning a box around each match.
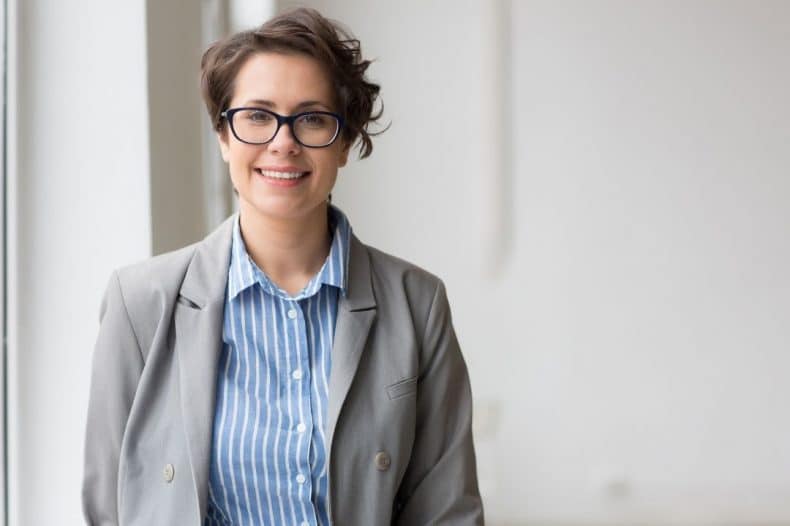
[83,214,483,525]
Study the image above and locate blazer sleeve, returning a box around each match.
[82,271,144,525]
[394,280,485,525]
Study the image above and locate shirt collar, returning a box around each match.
[227,204,353,301]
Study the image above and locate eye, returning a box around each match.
[241,109,274,125]
[298,112,331,128]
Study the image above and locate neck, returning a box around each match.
[238,202,331,296]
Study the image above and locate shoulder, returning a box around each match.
[96,243,199,353]
[97,215,234,357]
[357,240,451,339]
[365,243,444,296]
[113,242,199,310]
[109,214,235,313]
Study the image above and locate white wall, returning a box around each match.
[10,1,149,524]
[282,1,790,524]
[508,2,790,523]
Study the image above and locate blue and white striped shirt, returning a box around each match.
[205,206,352,526]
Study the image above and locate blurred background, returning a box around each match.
[5,0,790,524]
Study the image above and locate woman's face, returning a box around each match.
[218,52,349,225]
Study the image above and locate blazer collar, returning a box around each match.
[179,210,375,310]
[178,213,236,309]
[340,231,376,312]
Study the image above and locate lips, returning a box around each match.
[255,168,310,180]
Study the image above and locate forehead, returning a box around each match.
[230,52,335,109]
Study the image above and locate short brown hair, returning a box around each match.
[200,7,384,158]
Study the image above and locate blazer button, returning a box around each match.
[375,451,391,471]
[163,463,175,483]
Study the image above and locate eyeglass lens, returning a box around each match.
[232,109,339,147]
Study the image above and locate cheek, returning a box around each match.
[217,131,231,162]
[318,147,349,173]
[226,146,258,172]
[316,158,341,182]
[225,156,253,192]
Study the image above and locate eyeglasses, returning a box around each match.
[221,107,345,148]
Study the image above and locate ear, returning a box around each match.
[337,140,351,168]
[217,129,231,162]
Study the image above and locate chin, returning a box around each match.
[244,196,326,222]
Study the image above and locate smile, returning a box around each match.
[256,169,309,180]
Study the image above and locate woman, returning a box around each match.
[83,8,483,526]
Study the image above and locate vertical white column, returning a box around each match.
[7,1,151,523]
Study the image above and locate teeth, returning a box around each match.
[258,169,306,180]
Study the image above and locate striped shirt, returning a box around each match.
[205,206,352,526]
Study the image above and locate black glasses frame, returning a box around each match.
[220,107,345,148]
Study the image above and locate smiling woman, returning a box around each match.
[82,7,483,526]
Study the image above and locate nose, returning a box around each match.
[267,122,301,155]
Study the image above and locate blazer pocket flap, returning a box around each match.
[387,376,418,400]
[176,294,200,309]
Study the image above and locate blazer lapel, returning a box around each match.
[325,234,377,456]
[173,215,235,521]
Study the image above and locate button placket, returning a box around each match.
[288,298,314,507]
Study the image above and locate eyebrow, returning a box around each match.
[242,99,331,111]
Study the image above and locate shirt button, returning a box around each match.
[296,473,306,484]
[292,369,303,380]
[287,308,297,319]
[301,522,309,526]
[163,463,175,483]
[296,422,306,433]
